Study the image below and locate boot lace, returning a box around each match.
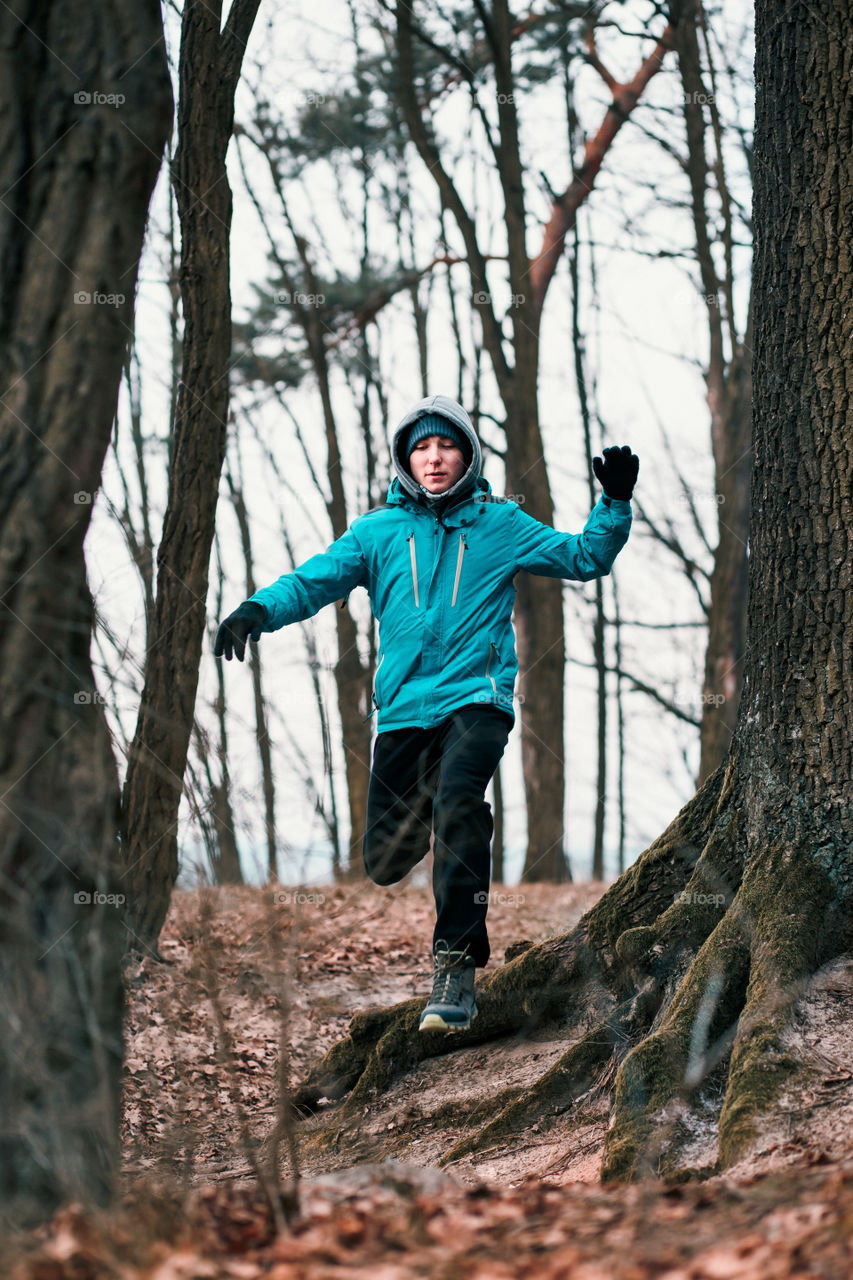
[430,951,471,1004]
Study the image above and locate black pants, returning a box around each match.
[363,703,511,967]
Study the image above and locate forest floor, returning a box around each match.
[10,881,853,1278]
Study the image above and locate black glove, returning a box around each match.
[214,601,267,662]
[593,445,639,502]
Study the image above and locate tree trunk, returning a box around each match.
[211,673,244,886]
[571,229,607,880]
[228,467,278,882]
[120,0,261,948]
[0,0,171,1225]
[290,0,853,1183]
[698,321,751,783]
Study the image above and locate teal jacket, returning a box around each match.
[248,475,632,732]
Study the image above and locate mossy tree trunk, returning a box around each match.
[292,0,853,1181]
[0,0,171,1226]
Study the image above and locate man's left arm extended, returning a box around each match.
[513,445,638,581]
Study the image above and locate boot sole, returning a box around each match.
[418,1008,477,1032]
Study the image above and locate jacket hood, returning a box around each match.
[391,394,482,508]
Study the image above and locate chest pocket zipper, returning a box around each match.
[407,532,419,607]
[451,533,467,606]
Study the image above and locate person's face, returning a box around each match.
[408,434,466,493]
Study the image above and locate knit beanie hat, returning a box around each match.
[405,413,471,463]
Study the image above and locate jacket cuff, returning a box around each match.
[244,598,269,624]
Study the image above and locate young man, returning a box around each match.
[214,394,637,1031]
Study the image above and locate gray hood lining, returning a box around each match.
[391,395,482,507]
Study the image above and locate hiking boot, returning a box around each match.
[419,941,477,1031]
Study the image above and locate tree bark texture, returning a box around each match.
[0,0,171,1224]
[120,0,261,947]
[698,318,751,784]
[291,0,853,1182]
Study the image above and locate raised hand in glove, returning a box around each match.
[214,601,267,662]
[593,445,639,502]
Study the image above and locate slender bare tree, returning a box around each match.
[120,0,262,948]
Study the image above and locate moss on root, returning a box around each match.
[602,909,750,1182]
[717,837,837,1164]
[584,766,726,965]
[604,821,847,1182]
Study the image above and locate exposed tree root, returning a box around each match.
[439,1009,629,1166]
[602,802,851,1180]
[293,769,724,1112]
[602,908,751,1180]
[290,763,849,1181]
[716,832,840,1164]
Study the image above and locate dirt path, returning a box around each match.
[14,882,853,1278]
[120,881,606,1185]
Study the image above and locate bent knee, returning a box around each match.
[363,833,428,886]
[366,863,407,887]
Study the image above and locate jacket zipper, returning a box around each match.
[485,642,497,694]
[450,533,467,606]
[371,651,386,712]
[408,532,419,606]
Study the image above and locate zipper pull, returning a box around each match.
[407,532,420,607]
[451,532,467,607]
